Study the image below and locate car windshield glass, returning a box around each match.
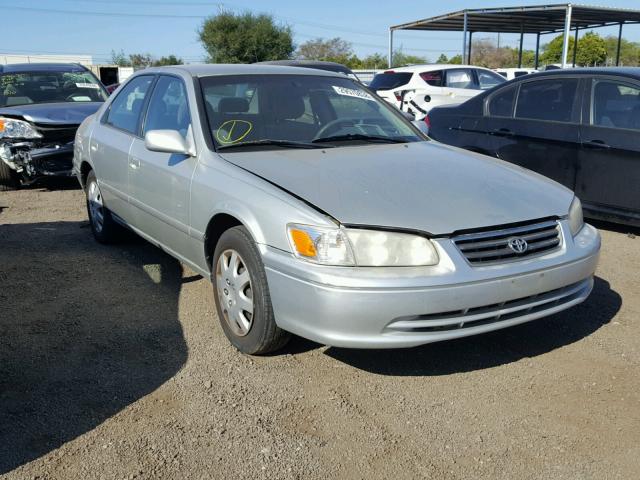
[201,74,423,149]
[369,72,413,90]
[0,70,108,107]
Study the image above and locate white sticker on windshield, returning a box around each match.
[332,86,375,101]
[76,83,100,89]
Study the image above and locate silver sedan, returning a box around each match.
[73,65,600,354]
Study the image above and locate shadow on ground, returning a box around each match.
[0,221,188,474]
[325,276,620,376]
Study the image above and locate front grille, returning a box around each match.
[386,279,590,333]
[33,124,78,144]
[453,219,561,265]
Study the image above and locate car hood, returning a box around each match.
[220,141,574,235]
[0,102,102,125]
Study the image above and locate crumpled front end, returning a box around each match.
[0,122,77,182]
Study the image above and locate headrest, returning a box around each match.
[218,97,249,114]
[268,87,305,121]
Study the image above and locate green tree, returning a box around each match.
[296,37,353,63]
[392,50,427,67]
[198,10,294,63]
[541,34,576,65]
[575,32,607,66]
[153,55,184,66]
[436,54,449,63]
[448,54,463,65]
[111,49,131,67]
[604,35,640,66]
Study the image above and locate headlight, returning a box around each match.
[0,117,43,139]
[287,224,439,267]
[568,196,584,236]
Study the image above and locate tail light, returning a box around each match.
[424,114,431,129]
[394,91,403,102]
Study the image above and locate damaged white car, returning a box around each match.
[0,63,107,190]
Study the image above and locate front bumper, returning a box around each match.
[262,221,600,348]
[0,141,74,180]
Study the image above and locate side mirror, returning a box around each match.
[144,129,191,155]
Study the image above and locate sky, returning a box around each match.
[2,0,640,64]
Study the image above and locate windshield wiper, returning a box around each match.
[311,134,408,144]
[217,139,327,150]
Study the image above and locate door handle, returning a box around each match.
[582,139,611,149]
[129,157,141,170]
[492,128,514,137]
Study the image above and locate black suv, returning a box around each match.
[0,63,108,189]
[427,68,640,227]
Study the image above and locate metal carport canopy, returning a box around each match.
[388,4,640,68]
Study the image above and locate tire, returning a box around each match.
[0,161,20,191]
[85,170,122,244]
[212,226,290,355]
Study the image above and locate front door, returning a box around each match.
[577,77,640,220]
[128,75,198,254]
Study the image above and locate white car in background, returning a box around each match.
[369,64,506,119]
[494,68,538,80]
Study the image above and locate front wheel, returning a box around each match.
[85,170,122,243]
[0,161,20,191]
[212,226,290,355]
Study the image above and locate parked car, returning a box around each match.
[369,64,506,118]
[255,60,361,81]
[427,68,640,227]
[0,63,108,189]
[494,68,537,80]
[74,64,599,354]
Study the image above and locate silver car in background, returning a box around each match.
[73,65,600,354]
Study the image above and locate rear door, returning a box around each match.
[490,76,582,190]
[577,76,640,220]
[90,75,154,221]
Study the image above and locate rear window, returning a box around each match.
[419,71,443,87]
[369,72,413,91]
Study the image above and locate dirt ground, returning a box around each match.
[0,184,639,480]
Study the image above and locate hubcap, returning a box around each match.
[215,249,254,336]
[87,180,104,233]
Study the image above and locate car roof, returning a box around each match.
[0,63,89,74]
[255,60,354,75]
[142,63,343,78]
[385,64,495,73]
[525,66,640,78]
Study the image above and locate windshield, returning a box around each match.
[0,70,108,107]
[201,74,423,150]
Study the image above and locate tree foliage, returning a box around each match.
[199,10,294,63]
[153,55,184,66]
[296,37,353,63]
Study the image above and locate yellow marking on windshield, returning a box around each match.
[215,120,253,144]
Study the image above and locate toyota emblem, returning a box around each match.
[507,237,528,254]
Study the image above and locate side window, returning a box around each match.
[445,69,475,89]
[477,70,505,90]
[419,70,443,86]
[143,76,191,138]
[592,80,640,130]
[488,85,517,117]
[105,75,153,134]
[515,78,579,122]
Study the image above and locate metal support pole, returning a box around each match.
[572,27,579,67]
[534,33,541,69]
[468,31,473,64]
[518,27,524,68]
[462,11,468,64]
[388,29,394,68]
[561,4,572,69]
[616,22,623,66]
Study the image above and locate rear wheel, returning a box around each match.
[212,226,290,355]
[0,161,20,191]
[85,170,122,243]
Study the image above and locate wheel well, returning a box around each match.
[204,214,243,271]
[80,161,92,189]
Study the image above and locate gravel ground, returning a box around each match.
[0,185,639,480]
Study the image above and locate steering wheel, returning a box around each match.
[313,118,361,140]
